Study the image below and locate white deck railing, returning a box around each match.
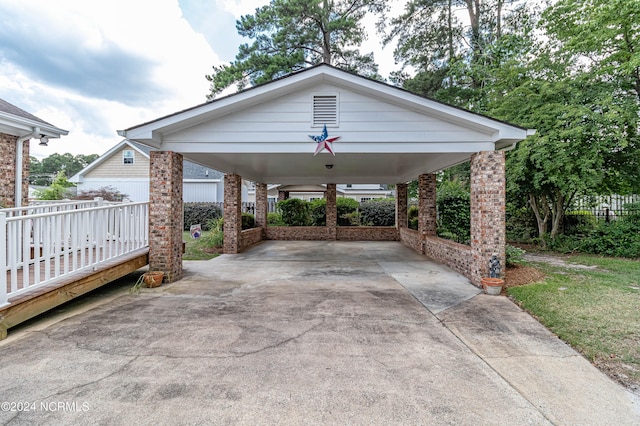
[1,202,149,307]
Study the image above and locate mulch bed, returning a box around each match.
[504,264,546,291]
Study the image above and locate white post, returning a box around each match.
[1,212,8,307]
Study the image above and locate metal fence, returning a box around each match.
[567,194,639,220]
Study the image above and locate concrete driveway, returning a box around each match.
[0,241,638,425]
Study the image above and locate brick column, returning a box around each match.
[224,174,242,253]
[418,174,437,238]
[470,151,506,286]
[0,133,29,208]
[396,183,408,228]
[149,151,183,282]
[255,182,268,237]
[326,184,337,240]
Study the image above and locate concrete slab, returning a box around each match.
[438,295,640,425]
[379,261,481,314]
[0,241,637,425]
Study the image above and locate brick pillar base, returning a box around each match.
[224,174,242,253]
[470,151,506,286]
[326,184,337,240]
[149,151,183,282]
[255,182,268,238]
[0,133,29,208]
[396,183,408,228]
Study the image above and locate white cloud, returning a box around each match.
[218,0,269,17]
[0,0,223,158]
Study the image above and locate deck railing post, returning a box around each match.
[1,212,8,307]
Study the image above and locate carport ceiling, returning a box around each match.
[119,64,533,185]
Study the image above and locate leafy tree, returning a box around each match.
[543,0,640,104]
[542,0,640,193]
[386,0,530,106]
[206,0,387,98]
[35,171,74,200]
[30,153,98,186]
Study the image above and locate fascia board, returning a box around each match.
[0,113,69,138]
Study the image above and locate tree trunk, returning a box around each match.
[321,0,331,64]
[529,193,549,248]
[549,191,564,239]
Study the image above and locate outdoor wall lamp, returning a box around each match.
[39,134,49,146]
[325,164,334,170]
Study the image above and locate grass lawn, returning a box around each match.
[182,231,221,260]
[507,254,640,393]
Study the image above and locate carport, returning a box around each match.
[119,64,534,286]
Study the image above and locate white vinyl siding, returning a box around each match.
[164,84,493,146]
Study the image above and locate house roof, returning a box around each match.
[69,139,223,182]
[119,64,534,185]
[0,98,69,139]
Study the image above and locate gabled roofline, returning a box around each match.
[118,63,532,144]
[69,139,148,182]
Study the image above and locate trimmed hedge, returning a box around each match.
[359,199,396,226]
[184,203,222,231]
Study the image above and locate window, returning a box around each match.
[312,93,338,127]
[123,150,134,164]
[360,197,372,202]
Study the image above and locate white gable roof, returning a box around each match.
[119,64,533,184]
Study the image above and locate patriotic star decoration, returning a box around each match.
[309,124,341,156]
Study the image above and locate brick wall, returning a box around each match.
[399,227,422,253]
[240,227,264,251]
[266,226,331,240]
[470,151,506,286]
[337,227,399,241]
[424,236,472,278]
[149,151,183,282]
[0,133,29,207]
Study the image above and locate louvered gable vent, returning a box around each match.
[312,94,338,126]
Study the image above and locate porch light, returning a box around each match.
[39,135,49,146]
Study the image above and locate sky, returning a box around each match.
[0,0,403,160]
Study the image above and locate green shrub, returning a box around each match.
[548,216,640,258]
[202,217,224,248]
[242,213,255,230]
[277,198,312,226]
[408,205,419,230]
[564,210,597,235]
[359,199,396,226]
[310,198,326,226]
[436,180,470,244]
[505,244,526,266]
[267,212,285,225]
[337,197,359,226]
[184,203,222,231]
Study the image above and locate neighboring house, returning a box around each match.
[245,183,394,203]
[70,140,224,202]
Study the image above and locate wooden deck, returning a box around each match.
[1,248,149,340]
